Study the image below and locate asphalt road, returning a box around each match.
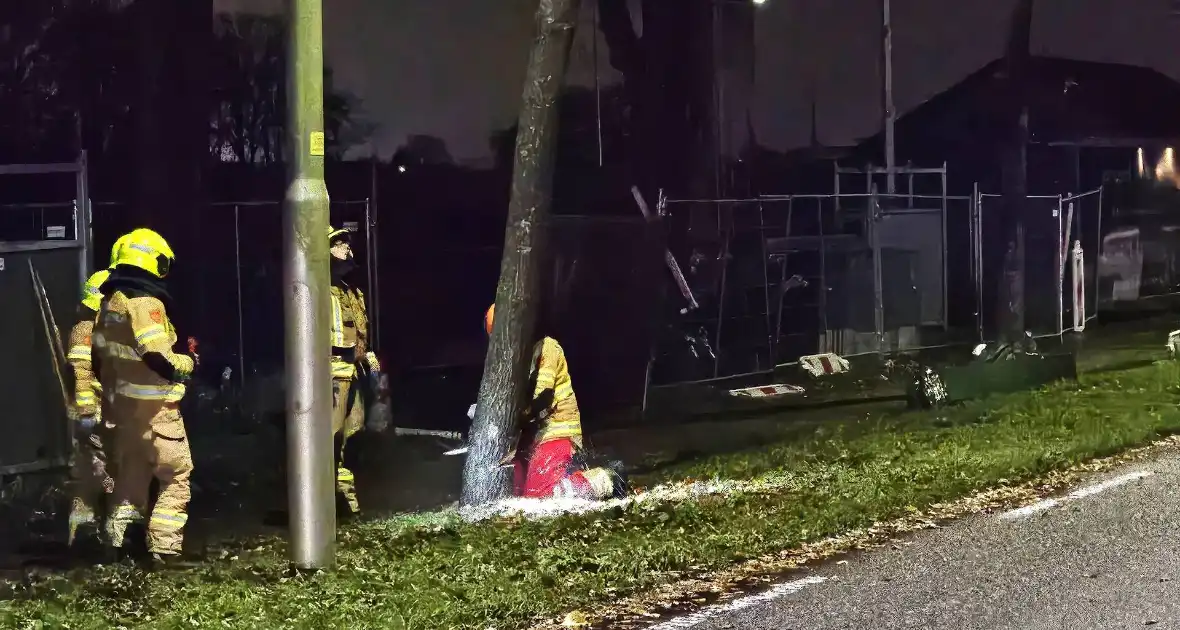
[651,449,1180,630]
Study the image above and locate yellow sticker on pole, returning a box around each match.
[310,132,326,156]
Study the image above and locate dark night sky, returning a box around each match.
[219,0,1180,162]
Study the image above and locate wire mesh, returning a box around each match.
[90,199,373,385]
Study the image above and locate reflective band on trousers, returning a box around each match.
[331,359,356,380]
[68,345,91,362]
[150,508,188,531]
[115,380,186,402]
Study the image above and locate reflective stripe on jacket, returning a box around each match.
[329,284,378,380]
[532,337,582,445]
[67,318,100,416]
[93,291,193,404]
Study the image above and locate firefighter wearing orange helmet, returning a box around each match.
[328,225,380,515]
[481,303,626,500]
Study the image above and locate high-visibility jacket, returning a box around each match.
[531,337,581,445]
[67,317,101,418]
[93,291,192,403]
[329,283,379,380]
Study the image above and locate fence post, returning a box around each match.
[1072,239,1085,332]
[1093,186,1103,319]
[869,183,885,354]
[940,162,948,331]
[1062,194,1071,337]
[364,198,379,352]
[972,182,983,341]
[711,204,731,378]
[233,204,245,388]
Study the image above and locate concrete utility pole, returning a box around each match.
[461,0,584,506]
[882,0,896,193]
[283,0,335,568]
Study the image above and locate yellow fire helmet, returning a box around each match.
[112,228,175,278]
[81,269,111,311]
[109,231,134,269]
[328,225,350,243]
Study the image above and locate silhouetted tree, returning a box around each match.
[210,13,373,163]
[392,134,454,167]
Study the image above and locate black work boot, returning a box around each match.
[606,460,631,499]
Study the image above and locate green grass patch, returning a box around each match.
[5,357,1180,629]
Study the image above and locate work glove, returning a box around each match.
[467,403,477,420]
[364,351,381,373]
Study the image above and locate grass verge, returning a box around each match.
[5,356,1180,629]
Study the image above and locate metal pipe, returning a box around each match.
[1093,185,1103,319]
[940,163,948,330]
[818,197,829,343]
[758,201,773,364]
[234,204,246,389]
[712,220,731,379]
[869,185,886,353]
[364,196,378,351]
[283,0,335,569]
[75,151,91,283]
[593,0,603,167]
[1056,195,1064,336]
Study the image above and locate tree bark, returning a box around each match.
[460,0,582,506]
[998,0,1032,342]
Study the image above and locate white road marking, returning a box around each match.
[999,471,1154,521]
[646,576,827,630]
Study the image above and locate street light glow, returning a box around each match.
[752,0,766,4]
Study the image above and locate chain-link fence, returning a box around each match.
[652,188,976,384]
[90,199,375,386]
[977,189,1101,338]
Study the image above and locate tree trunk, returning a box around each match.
[460,0,583,506]
[998,0,1033,342]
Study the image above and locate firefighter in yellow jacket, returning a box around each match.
[483,304,626,500]
[65,233,138,547]
[65,269,115,547]
[328,225,379,515]
[93,228,197,566]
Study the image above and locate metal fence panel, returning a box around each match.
[978,194,1064,338]
[1060,189,1102,328]
[91,200,373,384]
[0,247,80,473]
[654,189,973,383]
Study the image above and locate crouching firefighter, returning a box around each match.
[483,304,628,500]
[93,228,199,568]
[65,269,116,549]
[328,225,380,516]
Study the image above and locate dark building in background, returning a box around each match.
[850,56,1180,195]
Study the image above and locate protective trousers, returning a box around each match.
[513,438,618,500]
[105,399,193,555]
[67,428,114,543]
[331,378,364,513]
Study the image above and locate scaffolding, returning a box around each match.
[652,162,967,386]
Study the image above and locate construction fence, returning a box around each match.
[88,200,379,386]
[650,186,1103,385]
